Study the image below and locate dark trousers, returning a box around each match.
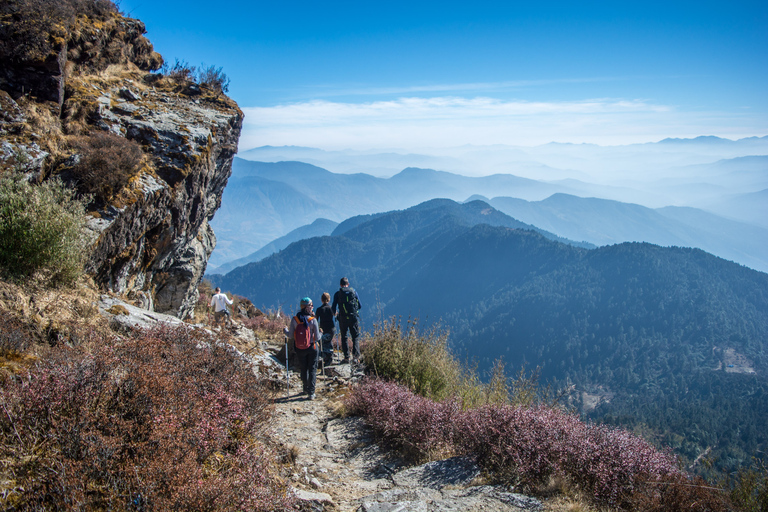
[296,345,318,394]
[320,331,334,364]
[339,317,360,359]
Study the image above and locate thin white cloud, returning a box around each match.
[305,76,631,98]
[238,96,765,151]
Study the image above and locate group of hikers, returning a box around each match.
[284,277,362,400]
[208,277,363,401]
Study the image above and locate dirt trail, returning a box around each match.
[266,359,545,512]
[270,376,399,510]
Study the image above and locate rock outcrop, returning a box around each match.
[0,4,161,113]
[76,71,242,318]
[0,5,242,319]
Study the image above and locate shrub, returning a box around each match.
[161,58,197,83]
[721,459,768,512]
[347,379,731,511]
[361,317,464,401]
[160,59,230,96]
[0,324,296,510]
[345,377,459,461]
[68,131,144,203]
[0,172,92,285]
[197,64,230,95]
[240,309,290,336]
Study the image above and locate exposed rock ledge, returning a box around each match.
[74,71,243,319]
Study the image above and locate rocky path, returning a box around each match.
[268,362,545,512]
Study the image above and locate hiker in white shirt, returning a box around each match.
[209,287,234,327]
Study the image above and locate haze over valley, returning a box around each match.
[209,136,768,273]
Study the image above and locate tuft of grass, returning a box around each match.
[67,131,144,204]
[361,317,563,410]
[361,317,464,401]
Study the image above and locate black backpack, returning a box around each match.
[339,287,359,319]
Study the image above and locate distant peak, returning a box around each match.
[656,135,733,144]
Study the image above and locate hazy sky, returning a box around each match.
[119,1,768,150]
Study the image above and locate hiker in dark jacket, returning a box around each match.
[284,297,321,400]
[315,292,335,366]
[331,277,362,364]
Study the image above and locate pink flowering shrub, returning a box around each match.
[347,378,730,511]
[347,377,460,460]
[0,324,296,511]
[240,310,289,335]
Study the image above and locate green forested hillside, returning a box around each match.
[213,199,768,472]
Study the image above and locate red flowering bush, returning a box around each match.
[0,324,295,511]
[347,378,730,511]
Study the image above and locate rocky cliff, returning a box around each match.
[0,2,243,319]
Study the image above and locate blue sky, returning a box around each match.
[119,1,768,150]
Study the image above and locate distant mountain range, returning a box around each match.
[212,198,768,473]
[481,193,768,273]
[209,157,768,272]
[209,218,338,275]
[238,136,768,179]
[208,158,586,267]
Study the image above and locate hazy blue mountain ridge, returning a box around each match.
[209,218,338,275]
[209,159,585,267]
[486,194,768,272]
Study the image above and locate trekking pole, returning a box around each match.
[284,334,289,397]
[319,337,324,382]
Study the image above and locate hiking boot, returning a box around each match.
[308,393,316,401]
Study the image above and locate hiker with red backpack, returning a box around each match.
[332,277,362,364]
[284,297,321,400]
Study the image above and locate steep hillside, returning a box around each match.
[213,199,587,305]
[214,198,768,472]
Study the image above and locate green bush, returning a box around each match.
[361,318,465,401]
[0,172,92,285]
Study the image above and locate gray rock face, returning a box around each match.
[77,73,243,319]
[98,295,185,332]
[1,11,240,320]
[0,91,48,180]
[390,457,481,489]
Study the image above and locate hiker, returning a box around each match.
[209,287,234,327]
[284,297,321,400]
[332,277,362,364]
[315,292,335,366]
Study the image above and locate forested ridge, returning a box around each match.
[213,199,768,473]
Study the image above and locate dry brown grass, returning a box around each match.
[0,276,106,350]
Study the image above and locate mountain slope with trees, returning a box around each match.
[213,198,768,473]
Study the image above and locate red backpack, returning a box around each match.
[293,315,315,350]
